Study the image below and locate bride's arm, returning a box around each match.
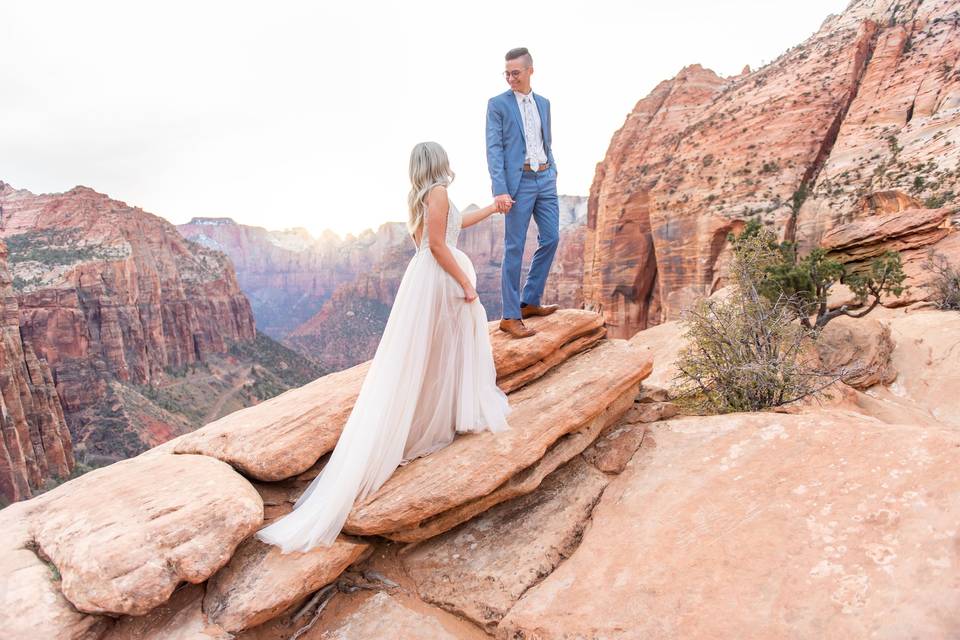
[461,201,506,229]
[425,186,477,301]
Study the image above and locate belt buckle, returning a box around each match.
[530,163,539,173]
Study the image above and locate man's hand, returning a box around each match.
[494,193,514,213]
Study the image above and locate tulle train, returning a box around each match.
[255,245,510,553]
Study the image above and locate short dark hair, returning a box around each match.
[505,47,533,66]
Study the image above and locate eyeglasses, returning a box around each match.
[503,69,527,79]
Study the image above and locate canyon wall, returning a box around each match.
[0,241,73,504]
[0,182,258,475]
[585,0,960,337]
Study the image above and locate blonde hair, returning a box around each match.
[407,141,455,240]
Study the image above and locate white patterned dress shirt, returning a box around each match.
[513,90,548,166]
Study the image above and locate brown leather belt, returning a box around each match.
[523,162,551,172]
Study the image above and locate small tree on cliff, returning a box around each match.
[731,220,906,329]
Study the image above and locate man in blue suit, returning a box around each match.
[486,47,560,339]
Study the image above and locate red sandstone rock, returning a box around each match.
[500,410,960,638]
[22,453,263,616]
[203,536,368,632]
[816,315,896,389]
[820,206,952,262]
[584,0,960,338]
[176,310,607,481]
[400,457,609,631]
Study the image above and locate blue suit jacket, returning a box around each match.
[486,90,556,198]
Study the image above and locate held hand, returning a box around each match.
[462,283,479,303]
[494,194,514,213]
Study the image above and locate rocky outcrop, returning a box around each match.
[819,204,960,305]
[22,453,262,616]
[816,315,896,389]
[401,457,609,632]
[0,502,113,639]
[0,309,652,639]
[0,182,257,468]
[0,241,73,504]
[344,337,650,541]
[851,306,960,428]
[585,0,960,338]
[6,303,960,638]
[202,536,368,632]
[820,205,953,262]
[175,310,612,481]
[107,584,230,640]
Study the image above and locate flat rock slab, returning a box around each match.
[203,536,368,633]
[23,453,263,616]
[175,362,369,481]
[344,339,651,537]
[176,310,605,482]
[402,457,608,631]
[385,381,638,543]
[317,591,466,640]
[500,411,960,639]
[0,502,113,640]
[106,584,231,640]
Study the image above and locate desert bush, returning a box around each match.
[924,251,960,310]
[673,231,837,413]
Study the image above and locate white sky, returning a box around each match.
[1,0,849,237]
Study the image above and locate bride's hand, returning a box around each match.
[462,283,478,303]
[494,196,514,213]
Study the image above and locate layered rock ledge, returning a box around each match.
[0,309,651,639]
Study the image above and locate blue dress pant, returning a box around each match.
[501,166,559,320]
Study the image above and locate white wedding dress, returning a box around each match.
[256,197,511,553]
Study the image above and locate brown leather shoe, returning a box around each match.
[499,318,536,339]
[521,303,559,319]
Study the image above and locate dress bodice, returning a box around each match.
[418,200,462,251]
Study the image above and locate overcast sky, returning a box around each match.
[1,0,849,237]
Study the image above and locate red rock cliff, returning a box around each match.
[0,182,256,461]
[586,0,960,337]
[0,240,73,504]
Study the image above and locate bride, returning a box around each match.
[256,141,513,553]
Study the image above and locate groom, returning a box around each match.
[486,47,560,339]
